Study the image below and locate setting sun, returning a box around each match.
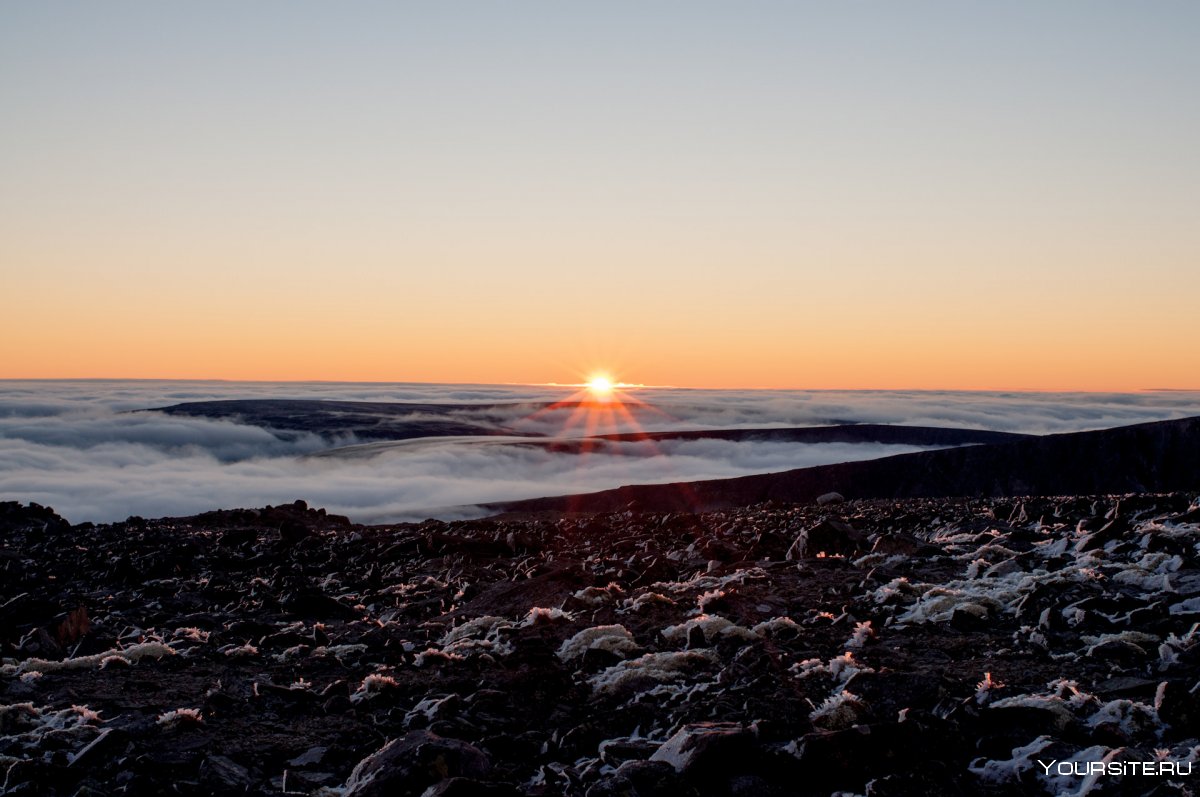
[586,375,614,398]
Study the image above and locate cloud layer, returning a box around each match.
[2,381,1198,525]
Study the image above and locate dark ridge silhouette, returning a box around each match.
[487,416,1200,515]
[521,424,1028,454]
[150,398,537,441]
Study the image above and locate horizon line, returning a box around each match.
[1,377,1199,394]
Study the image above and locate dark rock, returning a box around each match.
[281,588,360,619]
[0,501,71,534]
[817,492,845,506]
[343,731,491,797]
[419,777,521,797]
[865,764,969,797]
[949,605,988,631]
[843,671,947,720]
[1094,676,1159,699]
[1155,681,1198,730]
[789,722,929,790]
[280,519,314,545]
[598,737,662,766]
[198,755,253,791]
[871,533,937,557]
[977,702,1080,750]
[288,746,328,767]
[787,519,866,559]
[649,722,755,779]
[585,760,680,797]
[1087,638,1151,663]
[67,728,124,769]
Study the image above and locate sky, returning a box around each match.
[2,3,1198,389]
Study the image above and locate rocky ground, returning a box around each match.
[2,494,1199,796]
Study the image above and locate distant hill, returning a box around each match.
[151,399,531,441]
[522,424,1027,454]
[151,399,1017,451]
[487,416,1200,515]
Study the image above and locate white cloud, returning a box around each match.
[1,381,1197,525]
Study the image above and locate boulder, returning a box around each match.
[198,755,253,791]
[584,760,680,797]
[786,520,866,559]
[649,722,755,779]
[343,731,491,797]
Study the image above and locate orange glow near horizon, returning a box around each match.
[3,6,1200,393]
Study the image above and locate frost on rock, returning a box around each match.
[310,644,368,661]
[588,651,717,697]
[975,672,1004,705]
[1081,631,1159,658]
[0,702,106,768]
[1087,699,1162,737]
[661,615,757,646]
[828,652,874,687]
[557,625,640,662]
[0,641,176,675]
[750,616,800,638]
[620,591,677,612]
[441,616,509,646]
[436,614,518,657]
[156,708,204,728]
[809,690,869,730]
[222,642,259,658]
[350,673,400,703]
[1158,623,1199,668]
[844,621,874,650]
[521,607,571,626]
[650,567,767,595]
[572,583,626,606]
[414,648,466,667]
[1168,597,1200,614]
[968,735,1055,784]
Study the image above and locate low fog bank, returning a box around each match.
[0,435,936,525]
[2,381,1198,525]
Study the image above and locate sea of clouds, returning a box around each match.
[2,381,1198,524]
